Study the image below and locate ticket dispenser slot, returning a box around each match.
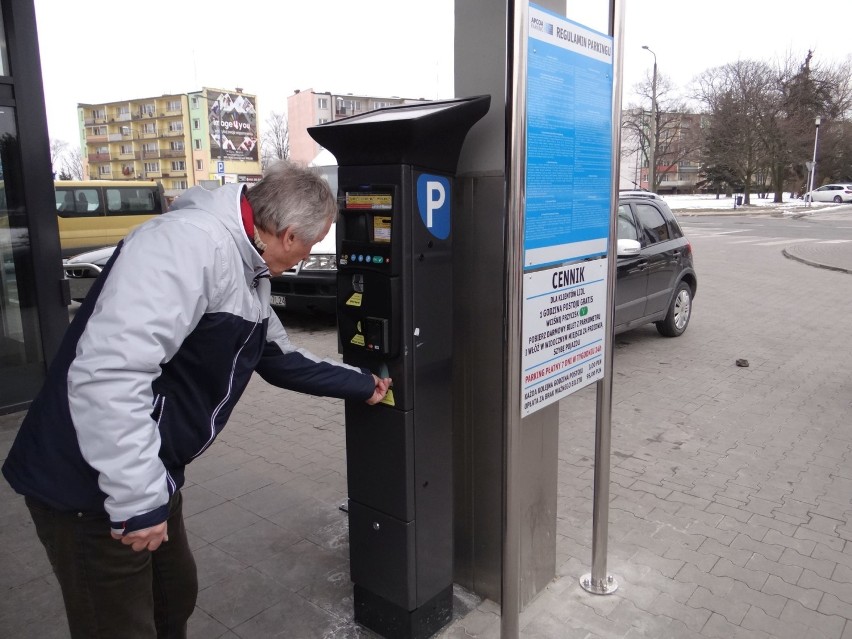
[308,95,490,639]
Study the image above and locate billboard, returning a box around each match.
[207,90,258,162]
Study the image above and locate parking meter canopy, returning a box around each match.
[307,95,490,173]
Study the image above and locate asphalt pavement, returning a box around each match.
[1,205,851,638]
[680,201,852,275]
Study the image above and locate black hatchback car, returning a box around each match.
[614,192,696,336]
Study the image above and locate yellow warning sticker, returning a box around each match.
[351,334,365,347]
[380,388,396,407]
[346,292,363,307]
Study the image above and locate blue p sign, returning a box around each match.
[417,174,451,240]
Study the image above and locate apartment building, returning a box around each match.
[287,89,429,164]
[621,109,706,194]
[77,88,262,196]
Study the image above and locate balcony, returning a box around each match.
[142,150,161,159]
[87,153,110,163]
[163,129,185,137]
[167,170,187,177]
[87,134,108,143]
[162,150,186,158]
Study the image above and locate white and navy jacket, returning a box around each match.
[3,184,374,533]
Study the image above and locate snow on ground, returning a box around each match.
[658,192,840,215]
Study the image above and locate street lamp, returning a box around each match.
[642,45,658,193]
[806,116,821,207]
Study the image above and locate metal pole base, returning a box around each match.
[580,573,618,595]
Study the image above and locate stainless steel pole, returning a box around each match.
[502,0,528,635]
[580,0,625,597]
[641,45,657,193]
[806,117,821,207]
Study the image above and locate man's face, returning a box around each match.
[262,216,333,276]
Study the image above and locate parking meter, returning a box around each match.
[308,95,489,639]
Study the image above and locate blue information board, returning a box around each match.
[524,4,614,270]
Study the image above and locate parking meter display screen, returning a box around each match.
[345,192,392,210]
[342,191,393,247]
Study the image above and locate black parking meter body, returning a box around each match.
[308,95,489,639]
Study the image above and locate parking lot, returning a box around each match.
[2,211,852,638]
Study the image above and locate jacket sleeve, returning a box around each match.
[255,309,375,401]
[67,220,225,533]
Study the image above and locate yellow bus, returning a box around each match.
[54,180,168,256]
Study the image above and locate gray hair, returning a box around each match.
[246,160,336,242]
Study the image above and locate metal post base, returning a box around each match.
[580,573,618,595]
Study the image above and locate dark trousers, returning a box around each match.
[26,491,197,639]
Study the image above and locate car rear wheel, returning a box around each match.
[656,281,692,337]
[833,195,843,203]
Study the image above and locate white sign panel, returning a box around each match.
[521,259,607,417]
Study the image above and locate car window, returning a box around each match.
[658,204,683,239]
[617,205,639,241]
[55,188,101,217]
[634,203,671,244]
[105,187,159,215]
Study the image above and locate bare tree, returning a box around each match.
[694,53,851,202]
[260,111,289,169]
[623,73,703,192]
[49,139,68,177]
[60,147,84,181]
[695,60,775,205]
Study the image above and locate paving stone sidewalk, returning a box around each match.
[1,229,850,638]
[438,223,852,638]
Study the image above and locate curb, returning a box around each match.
[782,248,852,275]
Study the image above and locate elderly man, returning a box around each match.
[3,161,390,638]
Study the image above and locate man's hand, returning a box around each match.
[111,522,169,552]
[366,374,392,405]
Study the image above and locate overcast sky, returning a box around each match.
[33,0,849,147]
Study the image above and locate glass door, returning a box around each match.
[0,105,46,409]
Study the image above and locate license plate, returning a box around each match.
[270,294,286,307]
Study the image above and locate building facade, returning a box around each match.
[78,88,262,197]
[287,89,429,164]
